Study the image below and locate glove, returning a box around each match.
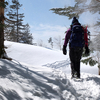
[85,46,89,55]
[63,45,67,55]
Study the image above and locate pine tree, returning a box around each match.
[21,23,33,45]
[48,37,53,48]
[50,0,100,20]
[5,0,25,42]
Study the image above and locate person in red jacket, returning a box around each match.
[63,17,89,79]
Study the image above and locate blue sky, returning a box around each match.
[7,0,99,47]
[20,0,74,26]
[18,0,76,45]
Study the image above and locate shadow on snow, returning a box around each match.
[0,59,100,100]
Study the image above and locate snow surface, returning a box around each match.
[0,41,99,100]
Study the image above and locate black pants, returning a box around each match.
[69,48,83,78]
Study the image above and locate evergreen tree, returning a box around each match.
[21,23,33,45]
[50,0,100,20]
[4,24,16,41]
[48,37,53,48]
[5,0,25,42]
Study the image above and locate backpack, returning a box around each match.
[70,25,84,48]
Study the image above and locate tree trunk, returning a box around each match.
[17,0,19,42]
[99,68,100,75]
[0,0,5,58]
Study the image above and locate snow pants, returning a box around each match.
[69,47,83,78]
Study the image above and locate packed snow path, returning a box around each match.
[0,59,100,100]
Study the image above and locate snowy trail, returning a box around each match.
[43,60,100,100]
[53,68,100,100]
[0,59,77,100]
[2,41,99,100]
[68,73,100,100]
[0,58,100,100]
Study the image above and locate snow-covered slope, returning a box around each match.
[5,41,67,66]
[0,41,99,100]
[5,41,98,74]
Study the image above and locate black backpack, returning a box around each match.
[70,25,84,48]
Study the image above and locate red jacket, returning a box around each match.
[64,25,88,47]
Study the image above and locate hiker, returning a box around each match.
[63,17,89,79]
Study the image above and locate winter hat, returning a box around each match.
[72,17,79,25]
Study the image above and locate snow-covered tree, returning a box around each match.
[50,0,100,20]
[54,36,62,50]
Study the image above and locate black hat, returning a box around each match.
[72,17,79,25]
